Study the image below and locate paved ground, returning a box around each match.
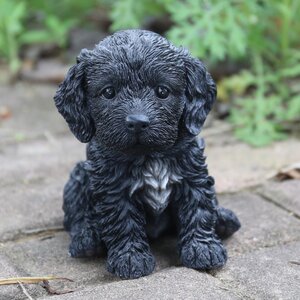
[0,82,299,299]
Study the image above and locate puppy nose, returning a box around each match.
[126,114,150,133]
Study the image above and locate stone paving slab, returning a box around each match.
[218,192,300,256]
[154,191,300,262]
[0,232,179,293]
[20,59,70,84]
[0,190,299,298]
[1,232,113,293]
[0,83,68,145]
[0,136,85,241]
[0,179,64,242]
[39,267,239,300]
[257,180,300,217]
[215,241,300,300]
[0,253,44,300]
[206,138,300,193]
[0,135,85,188]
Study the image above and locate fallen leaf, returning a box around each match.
[42,280,75,295]
[273,162,300,181]
[0,106,12,120]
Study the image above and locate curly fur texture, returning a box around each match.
[54,29,241,279]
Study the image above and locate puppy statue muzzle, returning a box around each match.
[126,114,150,133]
[54,29,241,279]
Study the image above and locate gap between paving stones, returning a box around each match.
[218,183,300,222]
[256,190,300,220]
[0,226,64,244]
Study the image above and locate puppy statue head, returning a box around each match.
[54,29,216,153]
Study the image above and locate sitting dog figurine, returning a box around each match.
[54,29,241,279]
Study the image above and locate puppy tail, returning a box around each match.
[215,207,241,239]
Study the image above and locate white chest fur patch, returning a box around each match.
[130,158,182,213]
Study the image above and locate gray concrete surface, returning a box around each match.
[219,193,300,256]
[0,254,45,300]
[258,180,300,217]
[0,82,299,299]
[42,267,240,300]
[215,242,300,300]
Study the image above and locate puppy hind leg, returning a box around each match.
[215,206,241,239]
[63,162,103,257]
[63,161,90,230]
[69,217,104,258]
[212,195,241,239]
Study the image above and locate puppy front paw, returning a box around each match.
[107,249,155,279]
[69,231,103,258]
[180,238,227,270]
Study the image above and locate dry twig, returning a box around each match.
[18,281,34,300]
[0,276,73,285]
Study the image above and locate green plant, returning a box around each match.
[226,1,300,146]
[110,0,164,31]
[228,53,300,146]
[110,0,259,62]
[20,15,75,48]
[25,0,101,21]
[0,0,97,74]
[110,0,300,146]
[0,0,26,73]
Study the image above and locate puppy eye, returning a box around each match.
[101,86,116,99]
[155,86,170,99]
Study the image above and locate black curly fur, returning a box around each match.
[54,29,241,279]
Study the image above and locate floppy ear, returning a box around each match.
[183,57,217,135]
[54,49,95,143]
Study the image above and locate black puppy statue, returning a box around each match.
[54,29,240,279]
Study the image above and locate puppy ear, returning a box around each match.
[183,57,216,135]
[54,49,95,143]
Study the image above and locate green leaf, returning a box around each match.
[285,95,300,120]
[279,64,300,78]
[19,30,50,44]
